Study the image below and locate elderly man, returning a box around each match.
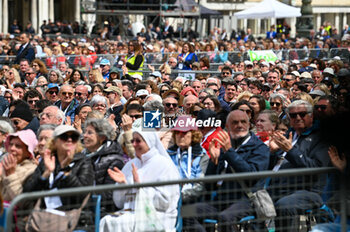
[163,96,179,117]
[269,100,330,231]
[183,95,199,114]
[186,110,270,231]
[74,85,89,104]
[311,70,323,84]
[39,106,65,125]
[25,67,37,87]
[54,84,79,122]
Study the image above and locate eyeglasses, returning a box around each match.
[270,102,281,107]
[61,92,73,96]
[58,133,80,142]
[48,90,58,95]
[221,72,230,75]
[283,78,293,82]
[138,95,148,99]
[28,100,39,104]
[288,111,309,119]
[75,92,83,96]
[25,72,34,75]
[165,103,177,108]
[100,65,106,68]
[9,72,13,75]
[314,105,327,111]
[131,138,142,144]
[129,114,142,119]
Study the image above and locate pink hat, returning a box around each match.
[5,129,38,159]
[180,86,198,97]
[171,115,198,132]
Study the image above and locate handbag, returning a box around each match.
[229,167,276,220]
[25,193,91,232]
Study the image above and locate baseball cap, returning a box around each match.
[53,125,80,138]
[244,61,253,66]
[136,89,149,97]
[171,115,197,132]
[291,71,300,77]
[100,59,111,66]
[323,68,335,76]
[261,62,269,67]
[150,71,162,78]
[104,86,122,96]
[88,45,95,52]
[132,74,143,81]
[309,90,325,97]
[300,72,312,79]
[46,83,60,91]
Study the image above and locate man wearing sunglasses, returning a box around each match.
[54,85,79,123]
[74,85,89,104]
[9,101,40,133]
[269,100,330,231]
[23,89,42,110]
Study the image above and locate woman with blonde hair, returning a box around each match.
[5,68,21,89]
[46,45,66,69]
[88,68,104,84]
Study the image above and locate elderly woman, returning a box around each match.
[48,69,64,84]
[23,125,94,207]
[35,124,56,161]
[0,129,38,202]
[99,130,180,232]
[269,93,288,119]
[167,116,209,204]
[83,119,125,210]
[0,120,14,157]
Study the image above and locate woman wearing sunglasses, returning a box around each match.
[0,129,38,202]
[23,125,94,207]
[100,130,180,232]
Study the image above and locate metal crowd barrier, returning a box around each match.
[0,48,348,70]
[4,167,348,232]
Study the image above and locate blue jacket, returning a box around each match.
[206,132,270,208]
[55,98,79,122]
[177,52,198,70]
[168,143,209,203]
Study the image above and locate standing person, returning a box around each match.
[177,42,198,70]
[15,33,35,64]
[123,40,144,77]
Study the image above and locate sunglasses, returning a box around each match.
[221,72,230,75]
[129,114,142,119]
[28,100,38,104]
[288,111,309,119]
[58,133,80,142]
[11,119,20,126]
[192,110,200,116]
[314,105,327,111]
[75,92,83,96]
[283,78,293,82]
[62,92,73,96]
[100,65,106,68]
[25,72,34,75]
[48,90,58,95]
[270,102,281,107]
[165,103,177,108]
[131,138,142,144]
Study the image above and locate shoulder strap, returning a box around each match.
[79,193,91,210]
[229,166,254,199]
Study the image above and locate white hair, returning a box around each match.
[145,93,162,103]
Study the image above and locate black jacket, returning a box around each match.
[23,153,94,209]
[15,43,35,64]
[86,141,125,203]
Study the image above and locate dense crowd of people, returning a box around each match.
[0,21,349,231]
